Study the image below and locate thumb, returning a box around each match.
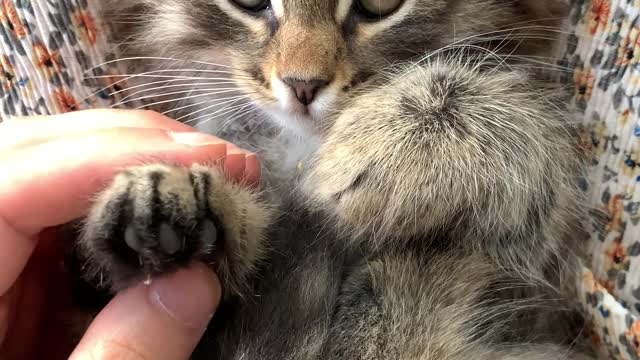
[70,263,220,360]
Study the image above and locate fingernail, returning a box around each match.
[224,152,246,174]
[149,263,220,330]
[169,131,226,146]
[245,154,261,186]
[246,153,259,170]
[225,151,246,161]
[226,147,254,156]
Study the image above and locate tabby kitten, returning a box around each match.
[76,0,591,358]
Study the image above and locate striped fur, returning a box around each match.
[75,1,593,358]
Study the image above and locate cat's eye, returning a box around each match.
[232,0,270,12]
[356,0,404,18]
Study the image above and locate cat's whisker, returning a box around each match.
[418,43,505,70]
[459,24,584,39]
[177,96,252,122]
[192,102,256,128]
[210,106,258,130]
[512,65,574,73]
[487,52,576,71]
[418,42,574,74]
[76,68,245,107]
[485,35,526,75]
[108,78,209,98]
[85,73,243,101]
[195,109,254,131]
[113,88,243,108]
[162,94,252,117]
[185,101,253,121]
[86,56,246,73]
[469,35,573,44]
[184,98,254,124]
[117,80,240,101]
[86,68,246,79]
[429,25,585,67]
[466,44,516,73]
[112,89,242,110]
[489,15,569,27]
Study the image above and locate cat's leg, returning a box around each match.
[77,163,273,297]
[303,59,587,278]
[324,250,592,359]
[303,59,588,353]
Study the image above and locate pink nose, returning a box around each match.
[282,78,329,106]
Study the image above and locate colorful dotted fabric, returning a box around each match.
[0,0,133,119]
[566,0,640,358]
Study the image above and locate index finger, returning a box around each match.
[0,127,255,296]
[0,109,198,151]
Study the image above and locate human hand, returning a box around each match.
[0,109,259,359]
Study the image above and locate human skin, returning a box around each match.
[0,109,259,359]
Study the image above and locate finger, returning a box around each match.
[0,288,11,350]
[0,129,239,296]
[0,217,36,297]
[221,152,261,188]
[0,109,197,151]
[70,263,220,360]
[0,129,232,237]
[244,154,261,188]
[224,149,248,183]
[0,230,75,359]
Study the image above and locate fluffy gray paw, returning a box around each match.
[78,164,222,289]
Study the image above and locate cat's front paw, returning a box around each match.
[303,62,575,246]
[78,164,273,296]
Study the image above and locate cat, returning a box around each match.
[74,0,593,358]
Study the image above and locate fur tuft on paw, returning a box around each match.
[78,163,274,298]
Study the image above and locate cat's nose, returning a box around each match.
[282,78,329,106]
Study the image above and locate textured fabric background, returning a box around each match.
[0,0,136,118]
[566,0,640,358]
[1,0,639,358]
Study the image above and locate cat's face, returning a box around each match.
[105,0,565,133]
